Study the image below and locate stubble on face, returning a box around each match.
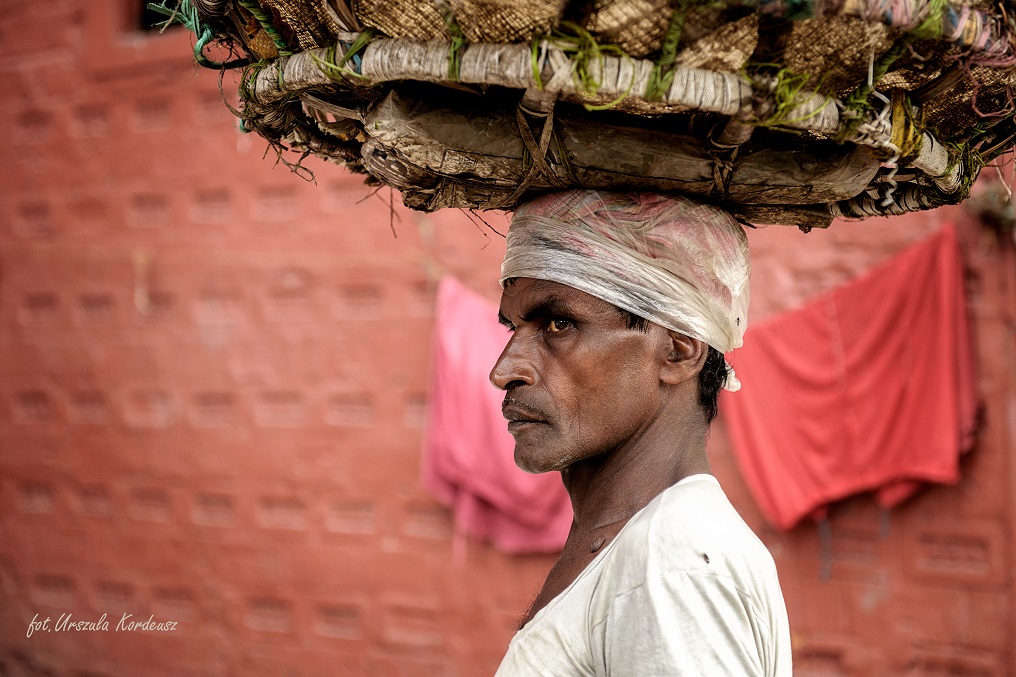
[491,279,665,475]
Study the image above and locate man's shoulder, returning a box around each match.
[581,477,792,677]
[605,475,777,586]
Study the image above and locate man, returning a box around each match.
[489,191,791,676]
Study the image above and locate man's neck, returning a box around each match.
[516,410,710,629]
[560,410,710,532]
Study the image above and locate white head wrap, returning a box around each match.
[501,190,750,391]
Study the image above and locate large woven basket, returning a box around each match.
[160,0,1016,228]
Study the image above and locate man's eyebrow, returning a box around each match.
[499,296,578,329]
[520,296,574,323]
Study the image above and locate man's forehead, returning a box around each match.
[499,278,617,318]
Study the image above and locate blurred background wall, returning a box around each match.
[0,1,1014,675]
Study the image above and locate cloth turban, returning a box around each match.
[501,190,750,391]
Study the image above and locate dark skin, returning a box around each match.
[490,278,712,625]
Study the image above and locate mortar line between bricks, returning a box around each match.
[0,243,438,269]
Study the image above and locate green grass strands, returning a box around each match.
[646,0,692,101]
[312,30,373,82]
[236,0,293,56]
[836,39,908,142]
[581,55,637,111]
[443,12,467,81]
[763,67,813,126]
[950,141,985,191]
[531,38,545,90]
[148,0,233,68]
[237,60,299,131]
[238,59,269,132]
[147,0,196,34]
[551,22,606,96]
[549,22,636,110]
[909,0,949,40]
[735,60,831,128]
[339,29,374,67]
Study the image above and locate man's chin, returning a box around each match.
[513,445,573,475]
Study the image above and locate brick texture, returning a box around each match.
[1,2,1014,675]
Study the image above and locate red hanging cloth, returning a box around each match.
[723,225,978,530]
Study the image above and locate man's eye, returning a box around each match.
[547,319,572,333]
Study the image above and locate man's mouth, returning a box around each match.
[505,418,546,435]
[501,399,548,427]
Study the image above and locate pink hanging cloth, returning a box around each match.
[723,225,978,530]
[422,276,571,553]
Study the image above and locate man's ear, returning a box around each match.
[659,331,708,386]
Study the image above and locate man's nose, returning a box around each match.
[489,334,536,391]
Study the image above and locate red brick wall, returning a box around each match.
[1,3,1014,675]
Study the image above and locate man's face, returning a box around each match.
[490,278,667,473]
